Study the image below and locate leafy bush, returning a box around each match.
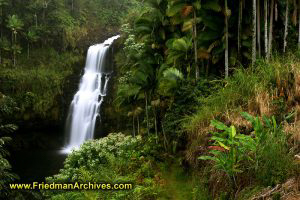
[163,78,220,153]
[45,133,165,200]
[0,93,18,198]
[243,112,293,186]
[199,112,293,195]
[199,119,256,190]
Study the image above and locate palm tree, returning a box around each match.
[193,7,199,80]
[238,0,243,57]
[167,0,201,79]
[257,0,261,57]
[157,67,183,148]
[299,0,300,50]
[167,0,223,78]
[131,62,156,136]
[0,0,8,63]
[115,83,141,136]
[264,0,268,57]
[165,36,193,76]
[267,0,274,61]
[26,29,39,59]
[128,107,143,137]
[116,59,157,137]
[7,15,23,66]
[225,0,229,77]
[151,99,160,144]
[252,0,257,67]
[283,0,289,53]
[158,67,183,96]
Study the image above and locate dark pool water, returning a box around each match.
[10,149,67,183]
[8,130,68,183]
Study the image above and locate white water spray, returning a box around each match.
[62,35,120,153]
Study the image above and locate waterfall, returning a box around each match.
[62,35,120,153]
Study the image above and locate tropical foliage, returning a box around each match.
[0,93,18,197]
[1,0,300,199]
[44,133,165,200]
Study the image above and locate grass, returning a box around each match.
[179,53,300,199]
[183,53,300,163]
[159,163,211,200]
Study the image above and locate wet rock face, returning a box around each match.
[94,43,117,137]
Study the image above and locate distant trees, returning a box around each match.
[7,15,23,66]
[0,0,136,66]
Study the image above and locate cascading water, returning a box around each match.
[62,35,120,153]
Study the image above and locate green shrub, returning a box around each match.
[0,94,18,198]
[199,112,293,196]
[244,113,293,186]
[199,118,256,190]
[164,78,220,153]
[44,133,165,200]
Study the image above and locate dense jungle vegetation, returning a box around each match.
[1,0,300,199]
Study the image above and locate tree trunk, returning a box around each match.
[132,115,135,137]
[11,31,13,45]
[153,108,158,144]
[145,92,150,136]
[267,0,274,61]
[225,0,229,78]
[193,10,199,79]
[27,43,30,59]
[13,32,17,67]
[13,51,16,66]
[252,0,257,67]
[257,0,261,57]
[275,2,278,21]
[161,122,168,151]
[283,0,289,53]
[35,13,38,28]
[238,0,243,56]
[264,0,268,57]
[137,115,140,135]
[298,0,300,49]
[0,7,2,64]
[206,60,210,77]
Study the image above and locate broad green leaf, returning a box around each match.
[241,112,255,124]
[210,120,228,131]
[217,141,230,150]
[211,136,226,142]
[233,168,243,173]
[170,15,184,25]
[167,3,185,17]
[198,156,219,162]
[182,19,193,32]
[193,1,201,10]
[272,116,277,132]
[173,38,189,51]
[230,126,236,139]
